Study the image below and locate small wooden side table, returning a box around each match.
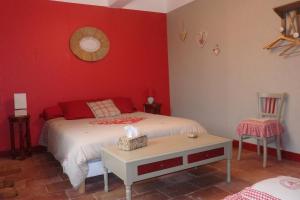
[8,115,31,159]
[144,103,161,114]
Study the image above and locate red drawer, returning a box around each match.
[138,157,183,175]
[188,147,224,163]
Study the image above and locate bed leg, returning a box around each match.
[78,181,85,194]
[104,167,109,192]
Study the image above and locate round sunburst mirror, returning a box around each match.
[70,27,110,61]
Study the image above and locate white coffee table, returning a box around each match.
[101,134,232,200]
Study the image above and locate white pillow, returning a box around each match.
[87,99,121,118]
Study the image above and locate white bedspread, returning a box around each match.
[39,112,206,188]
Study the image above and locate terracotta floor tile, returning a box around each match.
[15,184,47,199]
[46,180,72,193]
[188,186,230,200]
[133,178,166,194]
[0,168,21,177]
[187,165,219,177]
[131,190,169,200]
[23,191,67,200]
[13,187,67,200]
[169,195,194,200]
[93,186,127,200]
[157,182,198,197]
[66,180,104,198]
[189,174,225,189]
[159,171,196,185]
[215,177,251,193]
[0,187,18,199]
[232,168,277,184]
[14,179,26,190]
[0,147,299,200]
[37,166,61,179]
[71,194,96,200]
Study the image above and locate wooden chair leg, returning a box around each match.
[257,138,261,156]
[237,136,243,160]
[276,135,282,161]
[263,137,267,168]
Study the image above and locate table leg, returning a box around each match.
[25,118,32,156]
[104,167,109,192]
[9,121,16,159]
[227,158,231,183]
[18,121,25,160]
[125,184,132,200]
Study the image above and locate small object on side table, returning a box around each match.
[187,133,198,138]
[8,115,31,160]
[144,103,161,114]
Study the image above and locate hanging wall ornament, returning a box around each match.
[195,32,208,48]
[213,44,221,56]
[179,21,188,42]
[70,26,110,62]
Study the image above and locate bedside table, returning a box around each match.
[8,115,31,159]
[144,103,161,114]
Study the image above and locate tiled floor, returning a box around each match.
[0,148,300,200]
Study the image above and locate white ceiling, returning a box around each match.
[52,0,195,13]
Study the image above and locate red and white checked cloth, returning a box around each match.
[89,117,144,125]
[236,118,283,137]
[224,187,280,200]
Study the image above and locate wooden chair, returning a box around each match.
[237,93,286,168]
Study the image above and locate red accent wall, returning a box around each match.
[0,0,170,151]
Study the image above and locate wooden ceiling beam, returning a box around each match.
[108,0,133,8]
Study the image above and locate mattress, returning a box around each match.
[39,112,206,188]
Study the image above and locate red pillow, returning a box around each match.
[112,97,136,113]
[43,105,64,120]
[59,100,95,120]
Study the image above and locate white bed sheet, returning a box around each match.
[39,112,206,188]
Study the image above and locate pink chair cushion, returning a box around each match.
[237,118,284,137]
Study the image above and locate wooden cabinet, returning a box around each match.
[144,103,161,114]
[8,115,31,159]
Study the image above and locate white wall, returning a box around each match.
[167,0,300,153]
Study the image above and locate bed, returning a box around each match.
[39,111,207,189]
[224,176,300,200]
